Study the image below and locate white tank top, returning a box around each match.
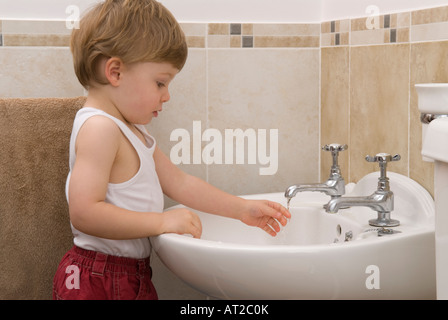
[66,107,164,259]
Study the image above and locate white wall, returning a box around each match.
[0,0,321,22]
[0,0,447,22]
[159,0,321,23]
[321,0,448,21]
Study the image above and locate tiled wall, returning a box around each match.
[321,5,448,197]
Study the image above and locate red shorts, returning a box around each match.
[53,246,158,300]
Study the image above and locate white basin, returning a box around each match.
[152,172,436,299]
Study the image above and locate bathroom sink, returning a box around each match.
[152,172,436,299]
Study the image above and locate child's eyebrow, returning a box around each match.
[158,72,177,79]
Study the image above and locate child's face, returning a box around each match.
[116,61,178,125]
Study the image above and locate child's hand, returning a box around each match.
[161,208,202,238]
[239,200,291,237]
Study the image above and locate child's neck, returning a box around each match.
[84,87,129,126]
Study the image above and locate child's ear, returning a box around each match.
[104,57,123,87]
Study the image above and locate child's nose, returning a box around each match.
[162,90,170,103]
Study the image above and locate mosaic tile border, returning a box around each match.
[205,23,320,48]
[0,20,321,48]
[0,20,71,47]
[0,5,447,48]
[322,5,448,47]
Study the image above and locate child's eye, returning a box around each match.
[156,81,166,88]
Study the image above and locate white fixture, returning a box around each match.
[416,83,448,162]
[416,83,448,115]
[416,83,448,300]
[152,172,435,299]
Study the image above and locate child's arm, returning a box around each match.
[68,116,202,239]
[154,146,291,236]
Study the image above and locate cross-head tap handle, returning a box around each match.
[365,153,401,163]
[322,143,348,177]
[365,153,401,191]
[322,143,348,153]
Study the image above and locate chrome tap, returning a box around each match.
[325,153,401,227]
[285,144,347,201]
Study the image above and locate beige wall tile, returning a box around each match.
[351,17,367,31]
[253,23,320,36]
[383,29,391,43]
[412,6,448,25]
[207,49,320,195]
[180,23,206,36]
[351,29,386,46]
[411,21,448,42]
[321,21,331,34]
[185,36,205,48]
[254,36,319,48]
[0,47,83,98]
[339,19,350,33]
[321,47,350,181]
[397,28,410,43]
[340,32,349,45]
[3,34,70,46]
[333,20,340,32]
[230,35,241,47]
[2,20,70,35]
[207,35,230,48]
[397,12,411,28]
[390,14,398,28]
[242,24,253,35]
[350,44,410,182]
[208,23,229,35]
[321,33,332,46]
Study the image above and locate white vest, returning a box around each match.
[66,107,164,258]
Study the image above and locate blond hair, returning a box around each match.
[71,0,187,89]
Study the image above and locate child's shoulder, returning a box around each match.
[76,113,122,149]
[81,112,120,132]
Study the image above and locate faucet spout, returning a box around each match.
[285,179,345,199]
[325,191,399,227]
[285,143,347,202]
[326,192,392,213]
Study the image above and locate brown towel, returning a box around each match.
[0,97,85,299]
